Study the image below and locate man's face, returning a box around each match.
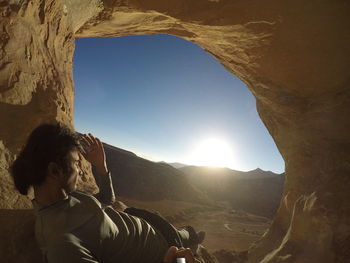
[60,149,82,193]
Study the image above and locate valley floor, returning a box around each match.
[116,198,271,253]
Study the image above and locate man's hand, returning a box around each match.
[80,133,108,175]
[163,246,200,263]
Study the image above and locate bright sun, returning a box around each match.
[187,137,235,168]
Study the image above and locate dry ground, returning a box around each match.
[117,198,271,253]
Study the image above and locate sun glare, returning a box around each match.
[187,137,235,168]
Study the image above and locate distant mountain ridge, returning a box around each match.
[99,140,284,218]
[167,162,189,169]
[180,166,281,179]
[166,162,280,179]
[179,166,284,218]
[102,142,209,203]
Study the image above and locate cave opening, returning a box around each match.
[73,34,285,253]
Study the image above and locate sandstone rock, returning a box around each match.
[1,0,349,262]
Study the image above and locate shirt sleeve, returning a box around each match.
[91,166,116,205]
[46,234,100,263]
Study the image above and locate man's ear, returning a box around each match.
[47,162,63,180]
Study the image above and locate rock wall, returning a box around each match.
[0,0,349,262]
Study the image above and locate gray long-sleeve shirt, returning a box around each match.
[32,171,169,263]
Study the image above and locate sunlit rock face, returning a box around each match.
[1,0,349,263]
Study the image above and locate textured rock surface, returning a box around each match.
[1,0,350,262]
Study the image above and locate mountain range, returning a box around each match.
[102,142,284,218]
[179,166,284,218]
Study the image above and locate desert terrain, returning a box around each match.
[101,141,282,256]
[116,197,271,254]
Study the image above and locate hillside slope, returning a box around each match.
[180,166,285,218]
[103,143,209,203]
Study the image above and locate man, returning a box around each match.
[10,122,204,263]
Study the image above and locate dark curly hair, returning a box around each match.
[10,122,82,195]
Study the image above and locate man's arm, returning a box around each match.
[80,133,116,205]
[91,166,116,205]
[47,234,99,263]
[47,239,198,263]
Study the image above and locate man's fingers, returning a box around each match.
[86,133,96,146]
[163,246,178,263]
[96,138,104,150]
[82,133,102,151]
[89,134,104,151]
[175,248,196,263]
[80,137,91,153]
[85,133,98,147]
[163,247,198,263]
[81,135,93,148]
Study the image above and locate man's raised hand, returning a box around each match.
[80,133,108,175]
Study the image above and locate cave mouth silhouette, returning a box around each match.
[72,34,286,253]
[73,34,285,174]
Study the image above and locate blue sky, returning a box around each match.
[73,34,285,173]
